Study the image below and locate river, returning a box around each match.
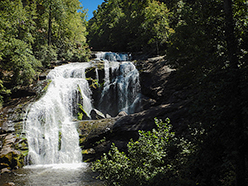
[0,163,103,185]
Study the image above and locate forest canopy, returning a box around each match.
[0,0,89,107]
[87,0,174,54]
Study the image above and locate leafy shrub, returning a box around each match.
[0,80,11,108]
[3,38,41,86]
[92,118,195,186]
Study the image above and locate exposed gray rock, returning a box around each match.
[0,133,27,172]
[90,109,105,120]
[80,58,191,161]
[117,111,128,117]
[1,167,11,174]
[1,122,15,133]
[0,56,192,164]
[106,114,112,118]
[78,118,117,161]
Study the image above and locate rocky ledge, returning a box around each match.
[79,56,192,161]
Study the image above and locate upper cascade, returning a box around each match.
[95,52,131,61]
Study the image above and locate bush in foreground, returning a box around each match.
[92,118,195,186]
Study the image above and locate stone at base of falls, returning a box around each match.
[78,118,117,162]
[1,167,11,174]
[0,133,28,174]
[81,101,189,162]
[1,122,15,134]
[117,111,128,117]
[106,114,112,118]
[90,109,105,120]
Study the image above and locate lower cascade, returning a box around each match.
[24,52,141,165]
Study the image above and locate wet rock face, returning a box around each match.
[90,109,105,120]
[78,118,117,162]
[0,56,191,165]
[0,78,49,173]
[0,133,28,173]
[85,64,105,109]
[80,57,191,161]
[0,105,29,173]
[137,57,175,102]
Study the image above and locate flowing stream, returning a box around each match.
[1,52,140,185]
[25,63,92,165]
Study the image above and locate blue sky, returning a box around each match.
[79,0,105,20]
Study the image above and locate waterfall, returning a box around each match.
[25,63,92,165]
[25,52,140,165]
[95,51,130,61]
[96,52,140,116]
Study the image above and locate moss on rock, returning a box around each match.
[0,133,28,173]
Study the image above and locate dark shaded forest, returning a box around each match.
[88,1,248,185]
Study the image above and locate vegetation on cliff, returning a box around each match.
[87,0,174,54]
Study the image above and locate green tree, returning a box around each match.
[92,119,194,186]
[33,0,89,66]
[55,0,89,62]
[166,0,248,185]
[87,0,173,54]
[0,0,41,87]
[0,0,89,107]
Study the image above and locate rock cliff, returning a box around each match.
[80,56,192,161]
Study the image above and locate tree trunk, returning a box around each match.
[48,4,52,46]
[223,0,246,186]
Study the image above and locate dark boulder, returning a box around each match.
[80,56,192,161]
[117,111,128,117]
[90,109,105,120]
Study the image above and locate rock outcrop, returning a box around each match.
[0,78,50,173]
[79,56,192,161]
[0,133,28,173]
[78,118,117,162]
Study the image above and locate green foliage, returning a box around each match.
[86,77,100,89]
[92,118,195,186]
[77,103,89,120]
[0,0,89,106]
[87,0,173,54]
[58,131,62,151]
[165,0,248,185]
[36,45,57,67]
[0,79,11,108]
[0,0,41,87]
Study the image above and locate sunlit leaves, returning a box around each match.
[0,0,89,106]
[0,0,41,88]
[92,118,194,186]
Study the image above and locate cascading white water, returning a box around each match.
[25,63,93,165]
[115,62,141,113]
[95,51,130,61]
[25,52,141,166]
[96,52,140,116]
